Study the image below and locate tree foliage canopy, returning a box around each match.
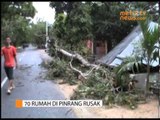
[1,2,36,46]
[49,2,139,53]
[49,2,159,53]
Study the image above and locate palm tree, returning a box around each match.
[139,16,159,97]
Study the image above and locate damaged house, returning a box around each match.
[97,21,160,91]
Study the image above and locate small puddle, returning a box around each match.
[19,65,34,70]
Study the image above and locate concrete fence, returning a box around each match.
[130,73,160,90]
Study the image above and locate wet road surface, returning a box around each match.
[1,46,77,118]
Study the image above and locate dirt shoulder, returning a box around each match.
[57,81,159,118]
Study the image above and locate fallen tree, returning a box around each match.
[47,39,100,80]
[43,39,146,109]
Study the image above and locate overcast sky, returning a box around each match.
[32,2,55,24]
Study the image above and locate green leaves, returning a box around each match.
[31,21,46,47]
[118,56,140,75]
[1,2,36,46]
[70,65,145,109]
[138,15,159,97]
[1,2,36,21]
[49,2,93,52]
[49,2,139,53]
[139,16,159,63]
[91,2,137,50]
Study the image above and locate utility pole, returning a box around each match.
[45,21,49,49]
[158,70,159,118]
[46,21,48,42]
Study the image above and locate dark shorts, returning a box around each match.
[4,67,14,80]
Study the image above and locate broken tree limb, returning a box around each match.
[57,48,98,68]
[69,57,100,80]
[58,49,76,58]
[69,58,87,79]
[85,64,100,76]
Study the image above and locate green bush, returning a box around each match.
[71,66,145,109]
[44,58,78,85]
[48,59,67,78]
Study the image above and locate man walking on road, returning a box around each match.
[1,37,18,94]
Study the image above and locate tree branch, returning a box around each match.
[57,48,98,68]
[69,57,100,80]
[69,57,86,79]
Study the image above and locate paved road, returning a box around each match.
[1,57,5,81]
[1,46,77,118]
